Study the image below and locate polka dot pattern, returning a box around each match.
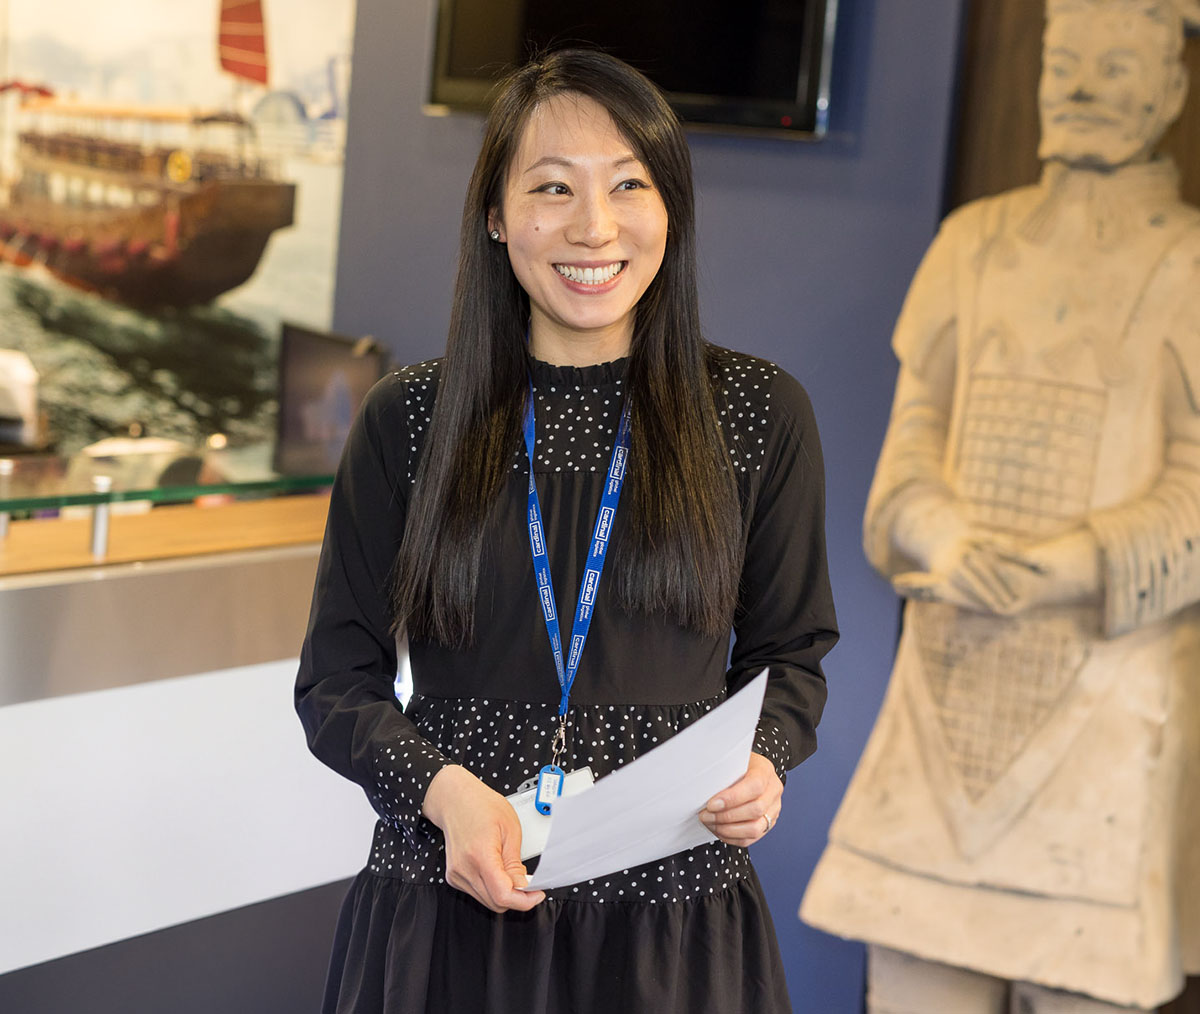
[367,738,448,849]
[708,347,779,475]
[753,721,791,785]
[368,693,754,903]
[365,347,794,902]
[390,349,781,481]
[391,358,439,482]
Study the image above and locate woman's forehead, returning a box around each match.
[511,93,641,171]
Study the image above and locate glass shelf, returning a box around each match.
[0,443,333,514]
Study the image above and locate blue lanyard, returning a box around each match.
[523,379,631,719]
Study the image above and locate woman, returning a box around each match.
[296,48,837,1013]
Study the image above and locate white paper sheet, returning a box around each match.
[523,671,767,891]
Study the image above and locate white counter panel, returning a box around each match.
[0,659,377,974]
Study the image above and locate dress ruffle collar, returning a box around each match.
[527,355,629,387]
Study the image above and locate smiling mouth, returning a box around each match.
[554,262,627,285]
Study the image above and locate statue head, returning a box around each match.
[1038,0,1193,168]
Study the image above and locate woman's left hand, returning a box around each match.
[699,752,782,847]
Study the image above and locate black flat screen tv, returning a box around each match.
[427,0,838,137]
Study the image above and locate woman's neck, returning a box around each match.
[528,318,632,367]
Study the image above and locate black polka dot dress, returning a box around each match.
[296,348,838,1014]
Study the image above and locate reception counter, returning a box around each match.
[0,492,380,1012]
[0,495,331,705]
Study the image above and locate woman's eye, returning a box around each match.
[615,179,649,192]
[534,182,570,195]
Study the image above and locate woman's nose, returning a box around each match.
[567,191,618,246]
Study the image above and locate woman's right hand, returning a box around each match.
[421,764,546,913]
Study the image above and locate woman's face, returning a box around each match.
[490,92,669,364]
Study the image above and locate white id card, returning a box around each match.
[505,766,595,860]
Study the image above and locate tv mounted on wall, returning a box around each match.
[427,0,839,138]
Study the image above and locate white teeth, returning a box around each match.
[555,262,625,284]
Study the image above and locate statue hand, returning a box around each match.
[1016,528,1102,610]
[890,493,974,575]
[893,529,1101,615]
[894,539,1042,615]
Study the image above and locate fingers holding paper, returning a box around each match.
[422,764,546,913]
[699,751,782,848]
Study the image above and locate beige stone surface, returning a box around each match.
[802,2,1200,1008]
[867,945,1156,1014]
[868,945,1008,1014]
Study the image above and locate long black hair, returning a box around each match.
[393,48,742,646]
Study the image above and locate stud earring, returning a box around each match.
[489,230,501,242]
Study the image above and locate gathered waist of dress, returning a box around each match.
[367,818,754,904]
[376,692,752,903]
[404,692,729,793]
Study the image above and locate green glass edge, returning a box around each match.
[0,474,334,513]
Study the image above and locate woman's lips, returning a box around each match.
[553,261,627,292]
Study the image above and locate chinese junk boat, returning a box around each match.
[0,1,294,307]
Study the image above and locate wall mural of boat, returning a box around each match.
[0,0,355,456]
[2,100,295,306]
[0,2,295,307]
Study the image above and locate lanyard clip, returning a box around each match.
[550,714,568,771]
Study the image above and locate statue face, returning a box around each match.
[1038,9,1187,168]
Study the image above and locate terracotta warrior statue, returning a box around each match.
[801,2,1200,1011]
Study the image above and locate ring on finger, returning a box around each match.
[762,812,774,834]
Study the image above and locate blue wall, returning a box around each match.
[333,2,965,1011]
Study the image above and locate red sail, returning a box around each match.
[219,0,268,85]
[0,80,54,97]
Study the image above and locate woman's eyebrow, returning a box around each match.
[521,153,641,175]
[522,155,574,174]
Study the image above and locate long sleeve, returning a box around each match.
[295,373,450,839]
[727,370,839,779]
[863,210,965,577]
[1088,340,1200,637]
